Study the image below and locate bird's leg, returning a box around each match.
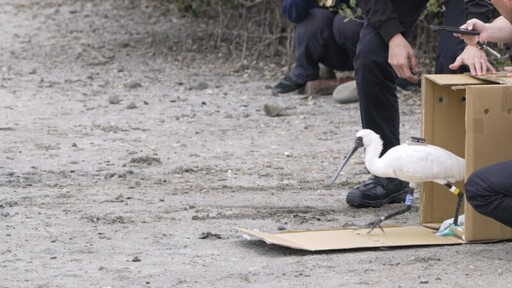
[444,182,464,226]
[363,188,415,234]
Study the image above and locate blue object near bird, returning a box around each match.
[330,129,465,234]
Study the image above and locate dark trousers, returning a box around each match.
[290,8,363,84]
[465,160,512,228]
[436,0,469,74]
[291,0,467,84]
[354,4,425,154]
[354,0,467,155]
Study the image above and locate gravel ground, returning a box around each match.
[1,1,512,287]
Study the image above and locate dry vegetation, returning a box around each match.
[162,0,512,76]
[164,0,448,74]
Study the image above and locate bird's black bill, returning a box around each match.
[329,137,363,185]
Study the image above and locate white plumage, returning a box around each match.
[355,129,464,187]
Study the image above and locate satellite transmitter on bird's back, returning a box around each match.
[408,136,427,146]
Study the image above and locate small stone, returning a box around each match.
[199,232,221,239]
[332,80,358,104]
[104,172,116,179]
[108,95,121,104]
[263,103,284,117]
[126,102,137,109]
[132,256,141,262]
[189,82,208,90]
[124,81,142,89]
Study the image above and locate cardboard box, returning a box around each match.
[421,74,512,242]
[237,74,512,251]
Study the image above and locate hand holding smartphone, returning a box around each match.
[429,24,480,35]
[429,24,500,58]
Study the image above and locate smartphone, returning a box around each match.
[429,24,480,35]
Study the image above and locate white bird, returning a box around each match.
[330,129,465,234]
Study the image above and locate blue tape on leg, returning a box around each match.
[405,194,414,206]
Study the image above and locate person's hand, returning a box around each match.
[504,67,512,76]
[449,45,495,76]
[455,19,490,45]
[388,33,419,83]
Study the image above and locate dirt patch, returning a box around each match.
[1,0,512,287]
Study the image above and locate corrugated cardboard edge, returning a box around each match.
[424,74,490,86]
[422,223,441,230]
[468,72,512,85]
[424,73,512,89]
[235,226,463,251]
[421,76,467,224]
[236,227,313,250]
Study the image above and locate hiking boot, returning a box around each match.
[346,176,410,208]
[272,74,306,94]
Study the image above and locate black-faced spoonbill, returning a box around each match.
[330,129,465,234]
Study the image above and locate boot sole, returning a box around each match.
[346,188,411,208]
[271,87,305,96]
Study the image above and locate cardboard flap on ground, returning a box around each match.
[422,74,512,242]
[235,226,462,251]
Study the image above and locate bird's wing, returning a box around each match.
[383,145,465,183]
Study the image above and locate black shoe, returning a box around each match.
[272,75,306,94]
[346,176,410,208]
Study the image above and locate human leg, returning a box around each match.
[322,14,363,71]
[435,0,469,74]
[345,24,409,207]
[465,159,512,228]
[291,8,336,83]
[342,2,427,208]
[354,25,400,154]
[273,8,340,94]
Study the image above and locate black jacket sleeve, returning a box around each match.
[465,0,494,23]
[359,0,404,43]
[360,0,493,43]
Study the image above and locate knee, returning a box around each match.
[355,41,377,71]
[332,15,362,48]
[465,171,492,213]
[465,173,480,205]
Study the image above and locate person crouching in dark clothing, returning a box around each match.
[272,0,363,94]
[465,160,512,228]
